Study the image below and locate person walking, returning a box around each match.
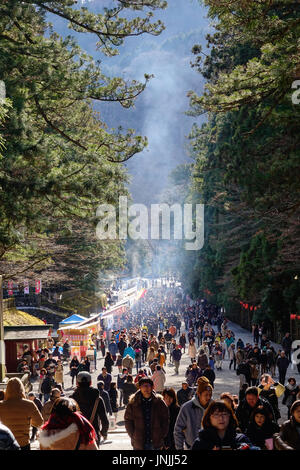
[282,377,300,418]
[41,388,62,424]
[277,350,290,385]
[235,386,275,433]
[282,332,293,363]
[97,367,112,392]
[0,377,43,450]
[162,388,180,450]
[97,381,113,416]
[122,375,138,407]
[70,371,109,445]
[124,377,169,450]
[176,382,193,407]
[188,339,197,362]
[70,355,80,388]
[54,359,64,390]
[27,392,43,442]
[104,351,114,374]
[179,333,187,354]
[39,397,99,450]
[174,377,213,450]
[151,365,166,394]
[172,345,182,375]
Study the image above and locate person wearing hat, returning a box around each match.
[124,377,169,450]
[174,376,213,450]
[70,371,109,445]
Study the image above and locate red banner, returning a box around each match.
[8,280,13,296]
[35,280,42,294]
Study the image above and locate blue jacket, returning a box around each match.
[123,347,135,359]
[108,342,118,356]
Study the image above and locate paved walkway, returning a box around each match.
[31,320,299,450]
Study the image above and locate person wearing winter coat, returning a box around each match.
[257,374,284,422]
[54,359,64,389]
[174,377,213,450]
[108,340,118,361]
[124,377,169,450]
[197,349,209,372]
[277,351,290,385]
[245,407,280,450]
[69,356,80,387]
[274,400,300,450]
[202,365,216,388]
[39,397,98,450]
[249,359,260,386]
[122,354,134,374]
[185,362,201,387]
[97,367,112,392]
[162,388,180,450]
[155,348,166,368]
[117,337,127,357]
[176,382,194,407]
[235,386,275,432]
[109,382,118,415]
[179,333,187,354]
[146,347,156,366]
[151,365,166,394]
[282,332,293,363]
[228,343,236,370]
[188,339,197,362]
[212,342,223,371]
[104,352,114,374]
[122,376,138,406]
[123,344,136,360]
[282,377,300,418]
[70,371,109,445]
[192,400,255,450]
[0,377,43,450]
[97,381,113,416]
[41,388,62,423]
[172,345,182,375]
[236,347,245,366]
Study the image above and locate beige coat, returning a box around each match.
[0,378,43,447]
[54,363,64,385]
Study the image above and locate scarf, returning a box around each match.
[42,411,96,445]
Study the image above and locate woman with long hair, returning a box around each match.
[162,388,180,450]
[39,397,98,450]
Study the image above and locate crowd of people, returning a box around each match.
[0,285,300,451]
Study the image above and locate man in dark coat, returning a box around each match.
[177,382,194,407]
[124,377,169,450]
[70,371,109,445]
[277,351,290,385]
[282,332,293,363]
[236,386,275,432]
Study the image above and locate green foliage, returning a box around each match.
[0,0,165,288]
[180,0,300,331]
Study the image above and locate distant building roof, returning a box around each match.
[4,325,53,341]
